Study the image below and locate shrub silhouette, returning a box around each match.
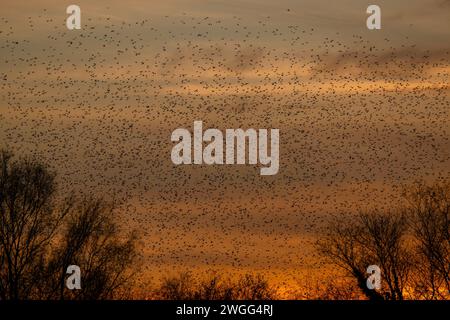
[159,272,275,300]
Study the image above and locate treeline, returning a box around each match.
[0,149,448,300]
[157,272,275,300]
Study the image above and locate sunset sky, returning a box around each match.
[1,0,449,295]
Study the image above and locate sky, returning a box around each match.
[1,0,449,295]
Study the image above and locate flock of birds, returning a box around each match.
[0,9,449,294]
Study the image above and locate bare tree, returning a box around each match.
[195,273,234,300]
[41,198,138,300]
[159,272,200,300]
[233,274,274,300]
[404,181,450,299]
[0,150,69,300]
[0,150,138,300]
[318,211,410,300]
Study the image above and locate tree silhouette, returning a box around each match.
[2,149,448,300]
[405,181,450,299]
[159,272,275,300]
[0,150,137,300]
[318,180,450,300]
[41,198,138,300]
[318,211,409,300]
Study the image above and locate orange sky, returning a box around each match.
[1,0,449,296]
